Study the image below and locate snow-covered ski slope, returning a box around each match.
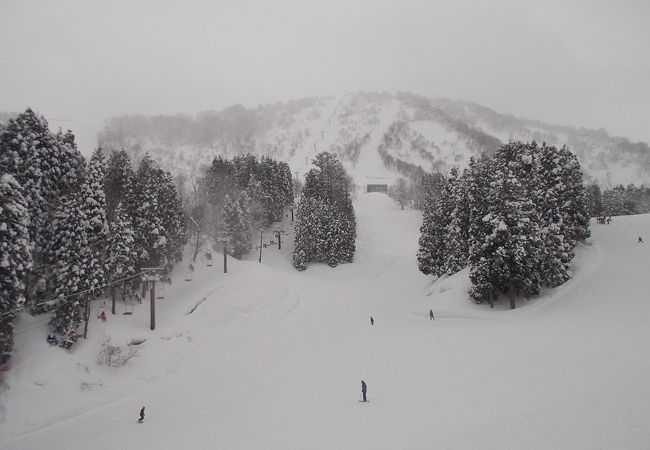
[1,195,649,450]
[100,92,650,189]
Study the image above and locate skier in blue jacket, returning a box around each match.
[361,380,367,402]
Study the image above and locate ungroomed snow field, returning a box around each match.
[1,194,649,450]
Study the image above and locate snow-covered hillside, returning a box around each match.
[1,194,649,450]
[98,92,650,189]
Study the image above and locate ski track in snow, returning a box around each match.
[1,195,649,450]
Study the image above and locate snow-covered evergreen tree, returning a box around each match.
[49,191,102,348]
[106,203,137,302]
[585,183,603,218]
[602,187,625,216]
[129,154,187,275]
[223,193,252,258]
[559,146,591,245]
[105,149,135,223]
[130,154,168,270]
[157,170,188,265]
[0,174,32,362]
[469,142,543,308]
[416,173,448,276]
[25,127,83,253]
[292,152,355,270]
[443,167,470,275]
[533,143,591,287]
[0,109,84,311]
[466,155,496,303]
[293,197,328,270]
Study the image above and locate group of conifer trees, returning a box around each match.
[293,152,356,270]
[200,154,294,258]
[0,109,187,356]
[586,182,650,217]
[418,141,590,308]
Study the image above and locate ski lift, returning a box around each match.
[205,251,213,267]
[156,284,166,300]
[123,299,133,315]
[184,270,193,282]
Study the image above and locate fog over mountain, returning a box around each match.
[1,0,648,153]
[98,92,650,188]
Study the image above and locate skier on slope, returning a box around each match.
[361,380,368,402]
[138,406,145,423]
[638,236,644,243]
[370,316,374,325]
[429,309,435,320]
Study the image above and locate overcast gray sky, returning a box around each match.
[1,0,648,152]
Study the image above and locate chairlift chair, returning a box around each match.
[123,300,133,315]
[96,301,107,319]
[156,284,166,300]
[184,271,193,282]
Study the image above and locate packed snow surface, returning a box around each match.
[1,194,649,450]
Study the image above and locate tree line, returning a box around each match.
[191,154,294,258]
[417,141,590,308]
[0,109,187,357]
[585,183,650,217]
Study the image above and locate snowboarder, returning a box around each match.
[370,316,374,325]
[138,406,145,423]
[639,236,644,243]
[99,311,106,322]
[429,309,435,320]
[361,380,367,402]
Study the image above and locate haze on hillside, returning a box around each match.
[1,0,649,152]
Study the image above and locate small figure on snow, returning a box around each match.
[607,216,612,224]
[639,236,644,243]
[47,335,57,346]
[361,380,368,402]
[99,311,106,322]
[189,263,195,273]
[138,406,145,423]
[429,309,435,320]
[370,316,374,325]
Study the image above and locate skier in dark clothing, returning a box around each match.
[138,406,145,423]
[639,236,644,243]
[429,309,435,320]
[370,316,374,325]
[361,380,367,402]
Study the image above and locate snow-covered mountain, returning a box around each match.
[1,194,649,449]
[98,92,650,189]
